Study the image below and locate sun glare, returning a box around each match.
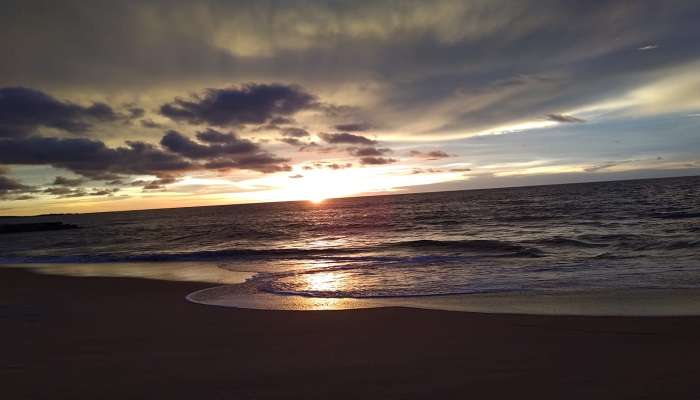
[230,165,466,204]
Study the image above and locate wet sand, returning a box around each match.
[2,267,700,399]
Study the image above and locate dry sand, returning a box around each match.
[2,267,699,399]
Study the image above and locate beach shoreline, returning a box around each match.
[11,262,700,316]
[2,266,700,399]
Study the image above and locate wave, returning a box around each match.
[378,239,543,255]
[0,238,547,264]
[648,211,700,220]
[529,237,608,248]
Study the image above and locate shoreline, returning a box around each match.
[11,262,700,316]
[2,266,700,398]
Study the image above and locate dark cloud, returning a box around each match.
[43,186,79,196]
[280,127,310,137]
[126,107,145,119]
[204,154,291,173]
[0,136,192,179]
[52,176,86,186]
[269,116,295,125]
[0,87,120,137]
[319,132,376,145]
[450,167,472,172]
[328,162,353,170]
[299,142,336,153]
[546,114,586,123]
[90,188,120,196]
[584,162,618,172]
[347,147,392,157]
[142,177,178,191]
[359,156,396,165]
[0,174,33,198]
[195,128,242,144]
[0,127,289,187]
[278,137,305,146]
[334,122,372,132]
[289,174,304,179]
[43,186,120,198]
[409,150,452,159]
[159,130,291,173]
[159,130,289,172]
[161,130,257,158]
[140,119,164,129]
[160,83,318,127]
[308,162,354,170]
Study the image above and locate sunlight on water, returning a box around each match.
[301,271,347,293]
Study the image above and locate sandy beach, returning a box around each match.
[2,267,700,399]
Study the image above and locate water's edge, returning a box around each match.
[185,282,700,316]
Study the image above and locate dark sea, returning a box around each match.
[2,176,700,303]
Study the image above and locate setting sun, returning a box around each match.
[308,196,325,204]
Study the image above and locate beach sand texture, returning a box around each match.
[2,267,700,399]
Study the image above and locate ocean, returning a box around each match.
[2,176,700,311]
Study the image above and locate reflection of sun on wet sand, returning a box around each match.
[3,266,700,399]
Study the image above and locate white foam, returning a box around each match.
[186,284,700,316]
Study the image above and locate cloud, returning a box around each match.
[412,168,445,174]
[52,176,86,186]
[359,156,396,165]
[334,122,372,132]
[289,174,303,179]
[347,147,392,157]
[43,186,80,196]
[140,119,164,129]
[0,174,33,199]
[204,154,291,173]
[409,150,452,159]
[142,177,178,191]
[278,137,305,146]
[159,130,290,173]
[638,44,659,51]
[319,132,376,145]
[43,186,120,198]
[307,162,353,170]
[0,136,191,179]
[160,83,318,127]
[0,87,120,137]
[194,129,238,144]
[126,107,145,119]
[584,162,618,172]
[546,114,586,123]
[161,130,257,159]
[280,127,310,137]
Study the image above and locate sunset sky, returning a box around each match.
[1,0,699,215]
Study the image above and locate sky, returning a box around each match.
[1,0,699,216]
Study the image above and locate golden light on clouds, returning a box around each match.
[229,164,465,203]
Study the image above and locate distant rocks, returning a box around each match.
[0,222,80,234]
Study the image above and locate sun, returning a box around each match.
[308,195,325,204]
